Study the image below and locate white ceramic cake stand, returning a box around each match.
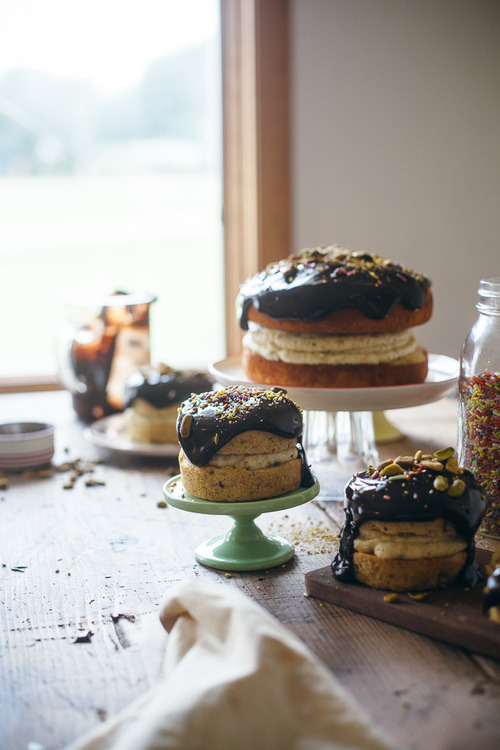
[209,353,459,472]
[164,475,320,571]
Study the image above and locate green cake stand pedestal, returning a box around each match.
[163,475,320,572]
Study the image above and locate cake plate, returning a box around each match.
[209,353,459,470]
[163,475,320,571]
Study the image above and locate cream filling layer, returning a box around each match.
[208,446,298,471]
[243,327,421,365]
[354,520,466,560]
[130,399,179,422]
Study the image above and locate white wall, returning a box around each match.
[291,0,500,358]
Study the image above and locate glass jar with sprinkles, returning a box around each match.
[458,278,500,537]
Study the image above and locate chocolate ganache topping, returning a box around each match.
[124,365,213,409]
[332,447,486,588]
[176,385,314,486]
[237,245,431,330]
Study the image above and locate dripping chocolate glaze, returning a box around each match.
[484,568,500,614]
[237,246,431,330]
[124,368,213,410]
[332,467,486,588]
[177,386,314,488]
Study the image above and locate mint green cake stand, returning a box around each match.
[163,475,320,572]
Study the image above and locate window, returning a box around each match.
[0,0,291,391]
[1,0,224,385]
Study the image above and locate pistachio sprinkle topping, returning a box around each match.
[332,447,487,589]
[238,245,431,330]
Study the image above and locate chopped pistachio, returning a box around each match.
[383,593,400,603]
[180,414,193,438]
[408,592,429,601]
[433,475,449,492]
[447,478,466,497]
[445,457,459,474]
[380,463,405,477]
[434,447,455,461]
[394,456,415,468]
[377,458,394,471]
[420,460,444,472]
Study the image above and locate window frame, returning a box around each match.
[222,0,291,355]
[0,0,290,393]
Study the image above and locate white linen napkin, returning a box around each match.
[67,580,400,750]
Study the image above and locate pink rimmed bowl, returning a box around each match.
[0,422,54,470]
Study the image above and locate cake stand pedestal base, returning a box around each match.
[195,516,294,571]
[163,476,320,572]
[304,410,378,471]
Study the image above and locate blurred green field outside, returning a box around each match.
[0,171,225,377]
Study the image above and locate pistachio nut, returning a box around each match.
[434,447,455,461]
[394,456,415,468]
[447,478,466,497]
[377,458,394,472]
[407,592,429,601]
[179,414,193,438]
[383,593,400,603]
[420,460,444,472]
[380,463,405,477]
[433,475,449,492]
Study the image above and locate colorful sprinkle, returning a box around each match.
[459,372,500,537]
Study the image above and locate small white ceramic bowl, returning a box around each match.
[0,422,55,470]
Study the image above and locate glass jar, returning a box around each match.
[458,278,500,537]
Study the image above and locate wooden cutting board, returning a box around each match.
[305,548,500,660]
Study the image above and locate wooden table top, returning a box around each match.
[1,390,499,750]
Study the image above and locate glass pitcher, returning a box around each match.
[58,290,156,422]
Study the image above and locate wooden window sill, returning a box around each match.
[0,376,63,395]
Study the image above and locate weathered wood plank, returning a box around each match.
[0,392,499,750]
[305,559,500,661]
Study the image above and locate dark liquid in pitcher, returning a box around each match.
[70,295,151,422]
